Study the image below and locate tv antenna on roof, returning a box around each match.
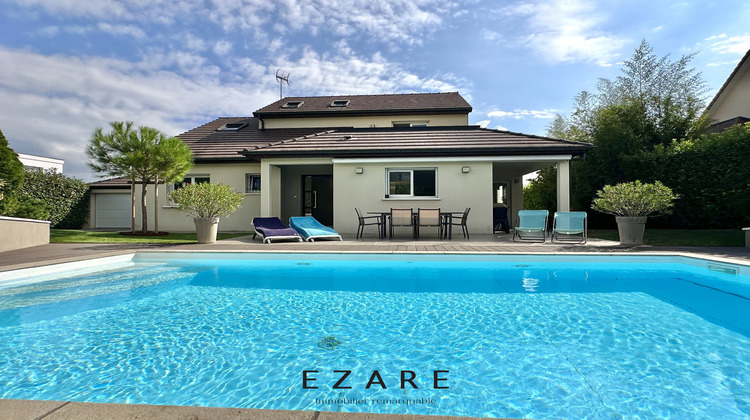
[275,69,290,99]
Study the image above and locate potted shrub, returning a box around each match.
[592,180,678,245]
[168,182,244,244]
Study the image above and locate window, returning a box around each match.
[282,101,304,108]
[245,173,261,193]
[330,100,350,107]
[386,168,436,197]
[392,120,429,128]
[216,122,247,131]
[168,175,210,204]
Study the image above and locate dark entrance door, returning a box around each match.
[302,175,334,226]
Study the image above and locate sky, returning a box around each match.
[1,0,749,181]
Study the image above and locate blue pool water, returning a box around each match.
[0,253,749,419]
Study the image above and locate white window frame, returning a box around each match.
[245,173,261,193]
[385,167,437,198]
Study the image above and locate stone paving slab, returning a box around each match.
[0,399,496,420]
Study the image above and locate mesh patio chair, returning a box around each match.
[355,208,383,239]
[416,208,442,239]
[551,211,587,244]
[389,208,415,239]
[512,210,549,243]
[445,207,471,239]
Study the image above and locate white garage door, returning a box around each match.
[95,193,131,228]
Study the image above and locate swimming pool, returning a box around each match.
[0,252,748,419]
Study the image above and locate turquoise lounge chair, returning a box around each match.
[552,211,587,244]
[289,216,343,242]
[512,210,549,242]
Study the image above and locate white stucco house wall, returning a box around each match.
[88,92,592,235]
[706,48,750,132]
[18,153,64,173]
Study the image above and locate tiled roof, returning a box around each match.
[240,126,593,158]
[253,92,472,118]
[177,117,326,160]
[89,176,133,188]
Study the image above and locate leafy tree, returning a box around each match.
[21,169,90,228]
[526,40,710,225]
[0,129,24,216]
[87,122,193,234]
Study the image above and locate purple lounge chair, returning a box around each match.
[252,217,303,243]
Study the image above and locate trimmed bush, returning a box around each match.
[592,180,678,217]
[21,169,90,228]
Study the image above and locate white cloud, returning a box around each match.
[500,0,627,66]
[97,22,145,38]
[476,119,490,128]
[213,40,233,56]
[0,46,466,180]
[707,33,750,55]
[487,109,557,119]
[495,124,509,131]
[274,47,466,95]
[10,0,458,49]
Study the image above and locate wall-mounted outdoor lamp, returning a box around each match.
[355,167,364,174]
[462,166,471,173]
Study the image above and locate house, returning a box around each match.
[706,48,750,132]
[88,92,593,235]
[18,153,64,173]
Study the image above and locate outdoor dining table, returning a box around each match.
[367,210,465,239]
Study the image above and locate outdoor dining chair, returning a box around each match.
[355,208,383,239]
[512,210,549,243]
[445,207,471,239]
[416,208,442,239]
[551,211,587,244]
[389,208,415,239]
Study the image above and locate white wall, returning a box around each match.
[332,160,493,235]
[261,113,469,129]
[710,59,750,122]
[18,153,64,173]
[125,162,262,232]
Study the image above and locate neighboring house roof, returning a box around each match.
[253,92,472,119]
[706,116,750,134]
[89,176,133,189]
[178,117,327,161]
[707,48,750,113]
[239,126,593,159]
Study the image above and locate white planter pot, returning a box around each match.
[615,216,647,246]
[194,217,220,244]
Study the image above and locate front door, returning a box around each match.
[302,175,334,226]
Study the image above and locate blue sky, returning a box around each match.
[1,0,749,180]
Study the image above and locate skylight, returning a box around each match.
[216,122,247,131]
[282,101,304,108]
[330,100,350,107]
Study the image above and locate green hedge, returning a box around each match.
[623,123,750,228]
[21,169,90,228]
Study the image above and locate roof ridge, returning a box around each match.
[278,92,460,100]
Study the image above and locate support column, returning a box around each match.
[260,161,275,217]
[556,160,570,212]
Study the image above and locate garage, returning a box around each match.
[94,193,131,229]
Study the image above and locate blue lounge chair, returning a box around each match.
[289,216,343,242]
[552,211,587,244]
[252,217,303,243]
[512,210,549,242]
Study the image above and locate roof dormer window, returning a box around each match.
[330,100,350,108]
[216,122,248,131]
[282,101,304,109]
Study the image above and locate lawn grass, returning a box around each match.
[588,229,744,247]
[51,230,252,244]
